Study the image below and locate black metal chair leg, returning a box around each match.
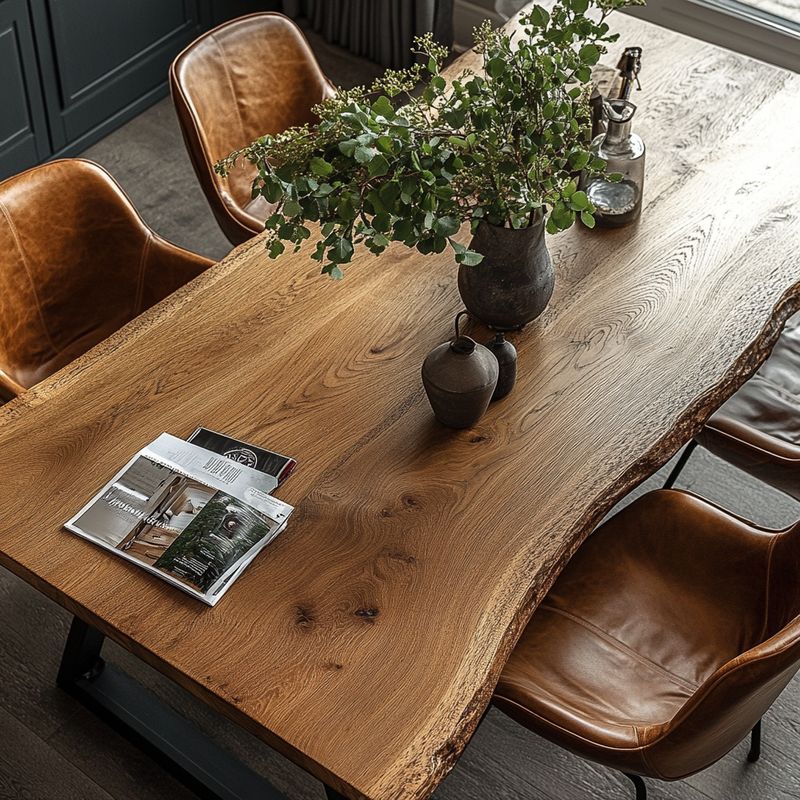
[624,773,647,800]
[748,719,762,763]
[663,439,698,489]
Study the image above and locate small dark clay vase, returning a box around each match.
[457,216,554,331]
[422,313,499,429]
[485,333,517,400]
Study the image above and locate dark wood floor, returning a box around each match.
[2,27,797,800]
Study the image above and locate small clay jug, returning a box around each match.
[485,333,517,400]
[422,312,499,429]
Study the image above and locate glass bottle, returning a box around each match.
[583,99,645,227]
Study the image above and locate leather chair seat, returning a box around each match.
[696,312,800,499]
[7,318,127,390]
[497,604,699,753]
[242,193,274,231]
[494,489,800,781]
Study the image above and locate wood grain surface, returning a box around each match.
[1,8,799,800]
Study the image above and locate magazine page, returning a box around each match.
[187,427,297,487]
[65,434,293,605]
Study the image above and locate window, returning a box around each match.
[624,0,799,72]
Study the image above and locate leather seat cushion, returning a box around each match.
[241,193,274,232]
[494,491,771,772]
[496,603,697,750]
[8,316,129,389]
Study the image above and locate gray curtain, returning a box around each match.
[282,0,454,68]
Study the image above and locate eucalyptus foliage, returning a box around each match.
[216,0,640,278]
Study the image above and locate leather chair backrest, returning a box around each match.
[0,160,154,396]
[0,159,212,401]
[646,520,800,780]
[765,518,800,632]
[170,13,335,244]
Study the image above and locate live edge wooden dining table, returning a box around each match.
[1,7,799,800]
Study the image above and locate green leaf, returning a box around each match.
[529,4,550,27]
[551,203,575,231]
[323,264,344,280]
[393,218,415,242]
[311,241,326,261]
[368,154,390,178]
[309,157,334,177]
[569,151,591,171]
[329,237,354,264]
[376,135,395,154]
[264,213,282,231]
[263,178,284,204]
[338,139,358,157]
[433,216,460,236]
[267,240,285,259]
[282,199,302,217]
[417,237,435,255]
[379,180,401,207]
[457,249,484,266]
[607,172,624,183]
[568,190,590,210]
[355,145,376,164]
[421,192,437,211]
[337,196,356,221]
[486,57,505,78]
[373,212,392,233]
[579,44,600,66]
[371,95,394,118]
[581,210,596,228]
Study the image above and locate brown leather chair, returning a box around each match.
[0,159,213,402]
[494,489,800,798]
[170,13,336,246]
[665,312,799,500]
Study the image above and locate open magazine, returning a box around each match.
[65,433,294,606]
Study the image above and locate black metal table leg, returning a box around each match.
[623,773,647,800]
[58,616,289,800]
[748,719,762,762]
[663,439,698,489]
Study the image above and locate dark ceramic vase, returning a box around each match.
[457,217,554,331]
[421,312,499,429]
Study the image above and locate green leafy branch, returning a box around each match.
[215,0,642,277]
